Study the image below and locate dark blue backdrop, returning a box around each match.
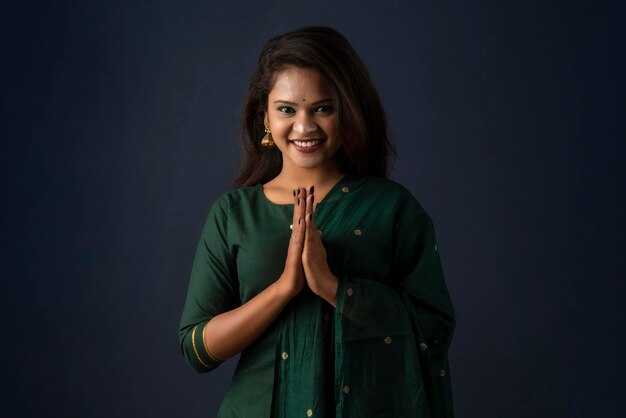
[3,1,624,417]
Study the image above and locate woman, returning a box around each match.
[179,26,455,418]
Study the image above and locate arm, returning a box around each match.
[298,185,454,355]
[201,275,297,362]
[179,188,307,372]
[333,196,456,417]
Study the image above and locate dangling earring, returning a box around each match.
[261,115,275,147]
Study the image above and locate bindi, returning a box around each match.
[302,98,306,102]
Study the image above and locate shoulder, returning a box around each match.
[197,186,259,235]
[360,176,414,197]
[198,186,259,238]
[207,185,259,214]
[358,176,428,216]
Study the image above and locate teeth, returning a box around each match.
[294,140,321,147]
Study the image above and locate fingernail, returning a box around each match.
[310,186,314,194]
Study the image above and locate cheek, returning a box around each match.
[329,123,341,144]
[271,121,290,138]
[324,118,340,136]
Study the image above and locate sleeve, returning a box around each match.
[178,196,240,373]
[334,195,455,417]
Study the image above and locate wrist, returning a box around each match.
[314,273,338,307]
[275,274,301,301]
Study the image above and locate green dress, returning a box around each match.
[179,174,455,418]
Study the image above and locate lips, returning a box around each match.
[289,138,326,153]
[293,139,322,146]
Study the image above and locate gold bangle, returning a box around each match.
[202,321,223,363]
[191,325,210,369]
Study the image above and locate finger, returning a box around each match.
[305,193,316,240]
[305,189,313,222]
[290,187,299,239]
[292,188,305,243]
[291,187,298,224]
[298,187,306,242]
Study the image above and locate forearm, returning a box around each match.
[203,276,296,361]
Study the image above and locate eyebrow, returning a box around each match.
[272,98,334,106]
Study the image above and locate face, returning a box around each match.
[266,66,342,172]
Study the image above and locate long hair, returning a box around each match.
[233,26,395,188]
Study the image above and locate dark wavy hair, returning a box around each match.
[233,26,395,188]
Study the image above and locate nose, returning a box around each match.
[292,112,317,135]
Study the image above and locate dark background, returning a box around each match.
[3,1,624,417]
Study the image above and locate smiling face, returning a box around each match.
[266,66,343,173]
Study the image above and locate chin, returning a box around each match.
[293,161,326,170]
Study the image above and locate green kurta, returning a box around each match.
[179,174,455,418]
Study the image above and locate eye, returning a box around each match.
[277,106,295,114]
[316,105,335,113]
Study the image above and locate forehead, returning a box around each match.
[269,66,335,99]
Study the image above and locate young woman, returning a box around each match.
[179,26,456,418]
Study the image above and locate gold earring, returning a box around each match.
[261,115,275,147]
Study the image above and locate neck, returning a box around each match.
[276,162,344,188]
